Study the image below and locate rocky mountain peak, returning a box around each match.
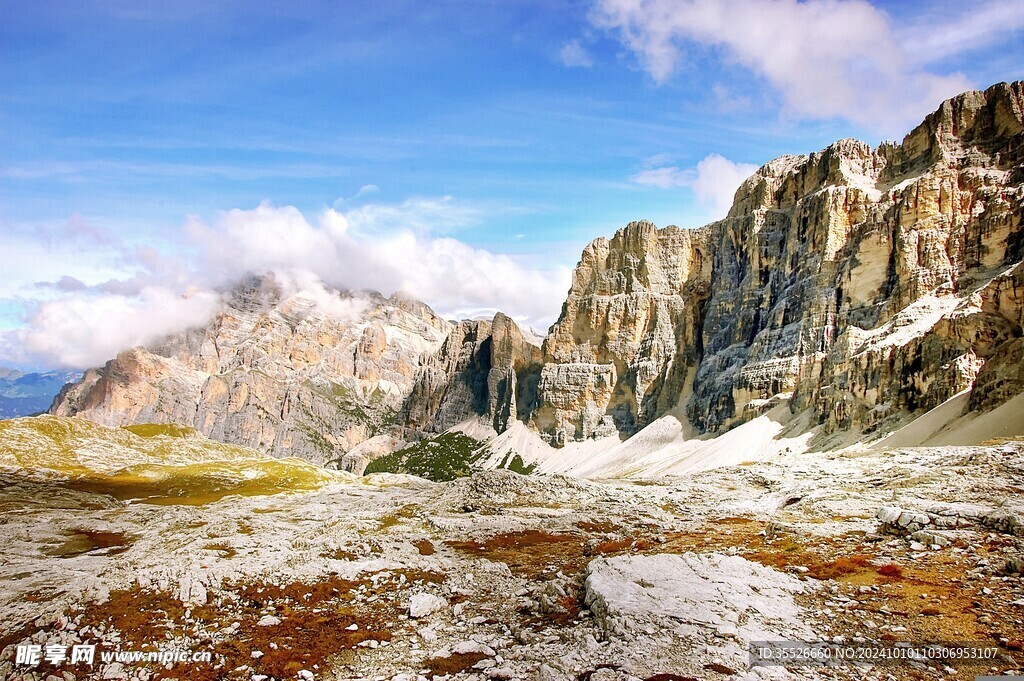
[52,277,453,464]
[900,81,1024,167]
[401,311,542,437]
[534,81,1024,447]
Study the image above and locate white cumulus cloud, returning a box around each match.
[559,39,595,68]
[19,287,222,369]
[189,201,571,326]
[590,0,986,133]
[632,153,758,219]
[690,154,759,218]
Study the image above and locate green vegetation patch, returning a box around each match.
[122,423,198,439]
[496,452,537,475]
[364,432,487,482]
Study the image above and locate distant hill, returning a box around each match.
[0,368,81,419]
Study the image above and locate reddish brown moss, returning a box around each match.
[576,520,621,534]
[71,569,445,681]
[807,554,872,580]
[78,587,186,646]
[0,623,36,657]
[447,530,585,579]
[423,651,488,677]
[591,538,633,555]
[322,547,359,561]
[876,563,904,578]
[45,529,137,558]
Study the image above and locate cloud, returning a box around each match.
[632,153,758,218]
[900,0,1024,66]
[2,197,572,369]
[0,218,142,301]
[711,83,752,112]
[342,195,481,237]
[38,276,89,292]
[559,39,594,68]
[690,154,759,217]
[274,270,372,325]
[17,287,222,369]
[189,201,571,326]
[632,166,691,189]
[589,0,991,133]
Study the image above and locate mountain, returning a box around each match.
[401,312,543,436]
[51,275,455,464]
[50,82,1024,473]
[530,81,1024,454]
[0,368,81,418]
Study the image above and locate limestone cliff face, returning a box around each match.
[402,313,542,435]
[536,82,1024,444]
[532,222,711,444]
[52,276,452,464]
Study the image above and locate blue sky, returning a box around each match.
[1,0,1023,369]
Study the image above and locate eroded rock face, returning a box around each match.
[337,434,408,475]
[52,275,452,464]
[533,221,711,444]
[535,82,1024,444]
[402,313,542,435]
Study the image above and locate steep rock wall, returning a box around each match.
[402,312,542,435]
[536,82,1024,445]
[532,221,711,444]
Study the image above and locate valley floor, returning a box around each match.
[2,443,1024,681]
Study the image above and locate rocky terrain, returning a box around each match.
[1,416,1023,680]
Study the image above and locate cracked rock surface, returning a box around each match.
[2,416,1023,680]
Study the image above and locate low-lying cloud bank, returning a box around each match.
[2,200,573,369]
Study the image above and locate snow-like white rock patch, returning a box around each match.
[452,640,496,656]
[408,592,447,618]
[584,552,814,644]
[850,292,962,356]
[477,400,814,480]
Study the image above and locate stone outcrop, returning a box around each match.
[401,313,542,435]
[532,222,711,444]
[534,81,1024,445]
[584,552,812,642]
[52,275,452,464]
